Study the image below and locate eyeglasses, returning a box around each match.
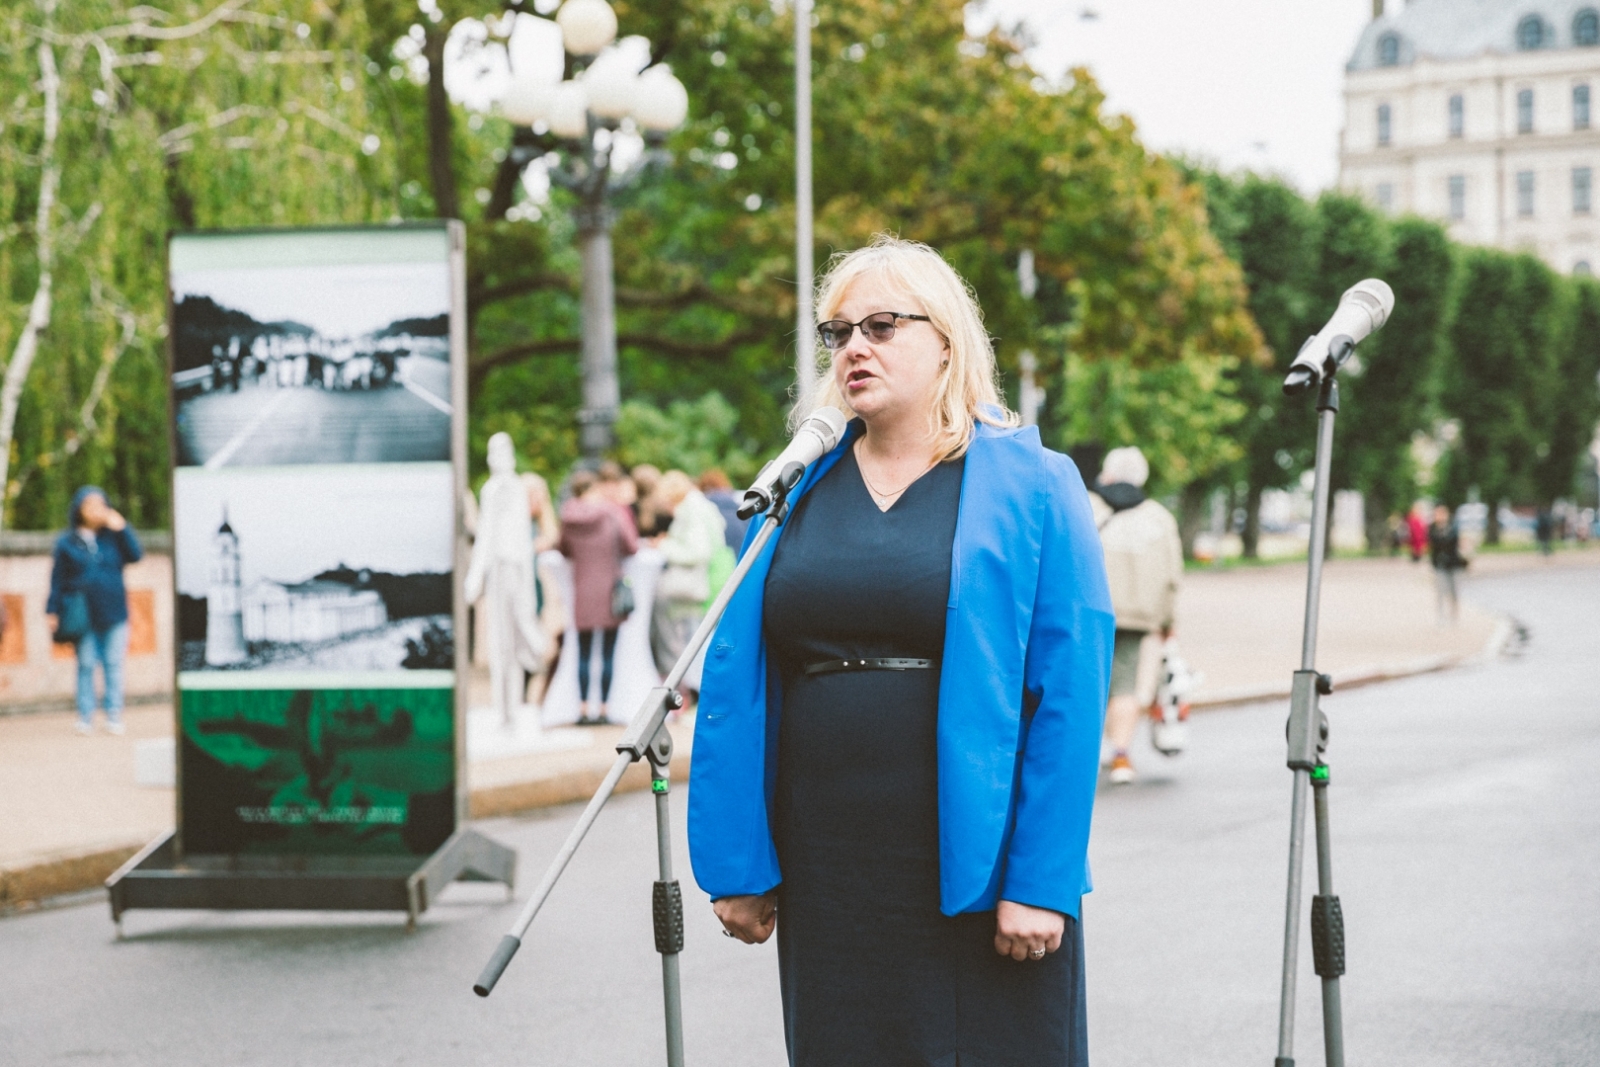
[816,311,932,351]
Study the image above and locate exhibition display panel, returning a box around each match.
[109,223,514,929]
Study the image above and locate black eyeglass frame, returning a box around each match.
[815,311,933,350]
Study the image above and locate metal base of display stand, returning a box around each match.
[106,828,515,933]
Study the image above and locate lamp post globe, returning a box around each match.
[583,48,642,121]
[632,67,689,133]
[501,80,554,127]
[547,82,590,140]
[556,0,617,57]
[496,2,687,458]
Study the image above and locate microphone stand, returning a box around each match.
[1274,350,1350,1067]
[473,461,808,1067]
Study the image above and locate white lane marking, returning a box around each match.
[203,388,293,470]
[400,376,453,415]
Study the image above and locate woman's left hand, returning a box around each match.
[993,900,1065,962]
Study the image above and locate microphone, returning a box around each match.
[738,407,849,519]
[1283,279,1395,395]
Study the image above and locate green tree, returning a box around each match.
[613,391,759,481]
[1532,277,1600,507]
[1198,171,1319,557]
[5,0,1264,527]
[368,0,1259,484]
[1304,192,1392,517]
[1339,217,1453,549]
[1442,250,1562,542]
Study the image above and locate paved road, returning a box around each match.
[174,356,451,467]
[2,564,1595,1066]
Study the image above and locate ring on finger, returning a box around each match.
[1029,946,1046,959]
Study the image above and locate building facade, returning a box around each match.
[1342,0,1600,273]
[242,578,386,645]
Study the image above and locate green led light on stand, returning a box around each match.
[1311,764,1330,782]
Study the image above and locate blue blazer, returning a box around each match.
[687,419,1115,919]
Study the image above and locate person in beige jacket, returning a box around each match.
[1089,446,1183,784]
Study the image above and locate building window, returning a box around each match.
[1449,174,1466,220]
[1518,88,1535,133]
[1576,9,1600,46]
[1377,32,1401,66]
[1377,103,1392,146]
[1377,182,1395,211]
[1575,167,1592,214]
[1577,85,1592,129]
[1576,260,1594,276]
[1518,170,1536,217]
[1517,15,1546,49]
[1449,93,1465,138]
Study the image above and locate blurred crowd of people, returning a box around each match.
[507,459,747,725]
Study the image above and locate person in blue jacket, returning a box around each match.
[47,487,143,735]
[688,236,1114,1067]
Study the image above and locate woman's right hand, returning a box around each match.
[713,892,777,944]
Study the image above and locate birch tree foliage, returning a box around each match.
[0,0,393,530]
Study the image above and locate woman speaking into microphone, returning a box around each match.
[688,236,1114,1067]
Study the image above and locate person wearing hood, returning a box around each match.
[47,487,143,735]
[558,468,639,724]
[1089,446,1183,785]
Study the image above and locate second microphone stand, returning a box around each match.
[1275,368,1349,1067]
[472,462,808,1067]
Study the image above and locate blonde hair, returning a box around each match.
[656,469,696,510]
[802,234,1017,461]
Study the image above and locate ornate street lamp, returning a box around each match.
[497,0,689,458]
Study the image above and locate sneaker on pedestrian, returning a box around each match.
[1108,752,1135,785]
[74,721,93,736]
[105,720,126,736]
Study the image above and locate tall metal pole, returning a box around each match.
[794,0,816,414]
[576,132,619,460]
[1017,250,1039,426]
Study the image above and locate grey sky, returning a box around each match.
[174,465,454,595]
[171,260,450,340]
[982,0,1371,191]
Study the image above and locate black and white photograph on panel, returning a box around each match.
[173,464,454,673]
[169,227,455,468]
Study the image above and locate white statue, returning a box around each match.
[465,433,549,728]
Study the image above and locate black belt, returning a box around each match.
[804,657,935,676]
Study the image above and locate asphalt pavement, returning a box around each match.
[173,356,451,467]
[1,563,1594,1066]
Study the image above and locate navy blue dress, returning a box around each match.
[763,447,1088,1067]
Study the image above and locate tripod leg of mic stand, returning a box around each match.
[1275,766,1310,1067]
[649,749,687,1067]
[1311,766,1345,1067]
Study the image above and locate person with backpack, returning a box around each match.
[46,487,143,735]
[1089,447,1184,785]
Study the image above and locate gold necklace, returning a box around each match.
[855,442,938,505]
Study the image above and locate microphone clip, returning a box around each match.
[1282,335,1355,397]
[735,461,806,522]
